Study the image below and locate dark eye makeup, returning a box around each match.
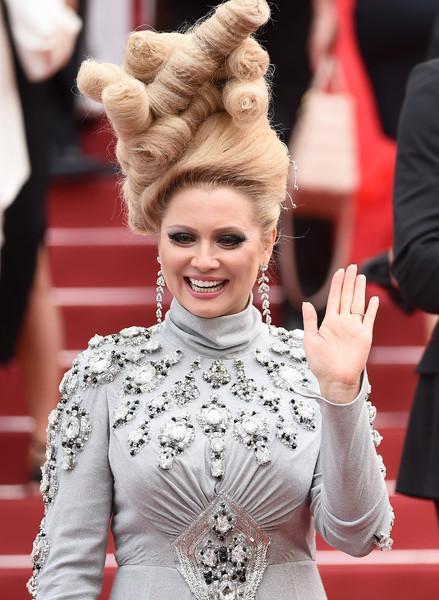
[167,231,247,248]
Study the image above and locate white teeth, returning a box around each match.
[189,278,225,288]
[187,278,226,293]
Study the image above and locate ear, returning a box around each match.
[261,226,277,265]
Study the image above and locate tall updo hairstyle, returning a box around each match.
[77,0,290,239]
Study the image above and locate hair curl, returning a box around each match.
[77,0,289,236]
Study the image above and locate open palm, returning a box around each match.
[302,264,379,391]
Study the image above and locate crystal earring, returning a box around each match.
[156,256,165,325]
[258,264,272,327]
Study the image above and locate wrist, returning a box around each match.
[318,378,361,405]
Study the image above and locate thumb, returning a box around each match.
[302,301,319,337]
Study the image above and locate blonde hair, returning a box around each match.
[77,0,289,236]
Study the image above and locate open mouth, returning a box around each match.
[185,277,227,294]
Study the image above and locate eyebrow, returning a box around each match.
[166,225,247,235]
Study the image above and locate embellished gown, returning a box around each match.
[28,298,394,599]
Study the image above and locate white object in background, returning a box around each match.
[4,0,82,82]
[0,10,30,251]
[80,0,132,115]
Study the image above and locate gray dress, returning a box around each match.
[28,298,394,599]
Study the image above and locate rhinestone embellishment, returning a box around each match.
[159,414,195,469]
[233,410,271,466]
[231,359,258,402]
[26,519,50,598]
[203,360,231,388]
[197,394,232,478]
[275,415,298,450]
[60,404,92,470]
[173,493,270,600]
[290,397,317,432]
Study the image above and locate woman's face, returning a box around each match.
[158,186,275,318]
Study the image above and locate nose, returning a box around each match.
[190,242,220,271]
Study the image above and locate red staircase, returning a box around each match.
[1,131,438,600]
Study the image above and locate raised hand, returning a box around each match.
[302,264,379,404]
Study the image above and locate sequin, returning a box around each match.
[159,414,195,469]
[203,359,231,388]
[198,394,231,478]
[173,493,270,600]
[60,404,92,470]
[233,410,271,466]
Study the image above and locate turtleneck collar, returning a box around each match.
[162,295,265,358]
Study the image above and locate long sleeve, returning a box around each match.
[391,60,439,314]
[27,348,113,599]
[306,371,394,556]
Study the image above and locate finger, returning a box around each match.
[340,264,358,314]
[302,301,319,337]
[363,295,379,331]
[350,273,366,316]
[326,268,344,316]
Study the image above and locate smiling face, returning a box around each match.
[157,185,276,318]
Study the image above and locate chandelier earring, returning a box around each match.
[156,256,165,325]
[257,264,272,327]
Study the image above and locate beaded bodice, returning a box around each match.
[28,299,394,600]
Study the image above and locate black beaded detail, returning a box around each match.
[275,415,298,450]
[26,519,50,598]
[233,409,271,465]
[159,414,195,469]
[231,359,258,402]
[203,359,231,389]
[60,404,92,470]
[197,394,231,478]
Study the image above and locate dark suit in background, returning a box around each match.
[392,60,439,509]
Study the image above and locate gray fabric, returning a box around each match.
[32,299,393,599]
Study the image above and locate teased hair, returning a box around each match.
[77,0,289,235]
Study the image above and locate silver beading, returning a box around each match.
[156,256,165,324]
[257,265,272,327]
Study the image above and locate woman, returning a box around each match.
[27,1,394,598]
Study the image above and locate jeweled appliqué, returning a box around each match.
[173,493,270,600]
[275,415,298,450]
[124,351,183,395]
[257,387,280,413]
[233,410,271,465]
[112,397,140,429]
[60,404,92,470]
[40,444,58,507]
[231,359,258,402]
[290,397,316,431]
[254,350,309,391]
[169,358,201,406]
[203,359,231,389]
[197,394,231,478]
[159,414,195,469]
[26,519,50,598]
[128,420,151,456]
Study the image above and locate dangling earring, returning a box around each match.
[258,264,272,327]
[156,256,165,325]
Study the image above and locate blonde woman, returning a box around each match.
[28,1,394,598]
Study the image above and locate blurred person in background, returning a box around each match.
[0,0,82,479]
